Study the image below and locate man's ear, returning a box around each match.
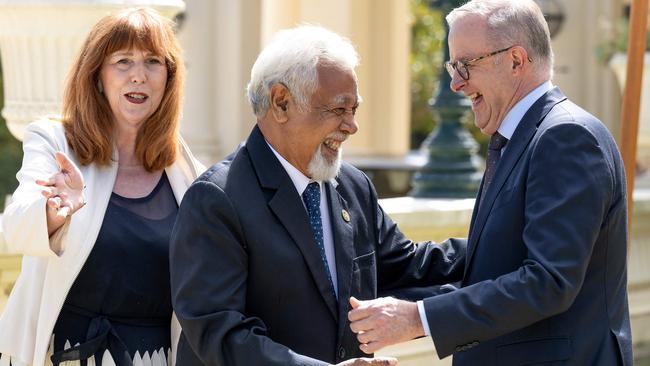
[270,83,291,123]
[510,46,528,74]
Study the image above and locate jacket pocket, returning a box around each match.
[351,251,376,299]
[496,337,571,365]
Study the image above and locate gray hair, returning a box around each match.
[446,0,554,79]
[247,25,360,119]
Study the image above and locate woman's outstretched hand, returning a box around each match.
[36,151,86,235]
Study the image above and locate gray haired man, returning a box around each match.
[170,25,465,366]
[348,1,632,365]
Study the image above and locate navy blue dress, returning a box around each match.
[50,173,177,366]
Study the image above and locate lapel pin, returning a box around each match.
[341,209,350,222]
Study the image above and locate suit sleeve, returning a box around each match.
[363,173,466,295]
[2,121,68,257]
[169,181,329,366]
[424,122,614,358]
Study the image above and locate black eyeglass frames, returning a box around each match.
[444,46,533,81]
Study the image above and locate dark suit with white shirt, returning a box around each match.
[169,125,465,366]
[422,87,632,365]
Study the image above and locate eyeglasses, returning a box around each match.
[444,46,532,81]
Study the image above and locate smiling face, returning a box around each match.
[100,48,168,133]
[278,64,360,180]
[447,15,520,135]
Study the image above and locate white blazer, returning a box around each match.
[0,119,204,366]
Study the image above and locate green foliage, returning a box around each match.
[0,60,23,211]
[409,0,488,155]
[596,17,650,64]
[410,0,445,149]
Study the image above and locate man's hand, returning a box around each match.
[348,297,424,354]
[335,356,398,365]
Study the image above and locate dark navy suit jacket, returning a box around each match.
[169,125,465,365]
[423,88,632,366]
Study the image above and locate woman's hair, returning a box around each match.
[247,25,359,119]
[61,7,184,171]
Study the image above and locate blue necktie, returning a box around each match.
[302,182,336,298]
[479,132,509,209]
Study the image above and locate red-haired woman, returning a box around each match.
[0,8,203,366]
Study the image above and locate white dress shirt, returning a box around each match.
[267,142,339,298]
[416,80,554,337]
[497,80,554,141]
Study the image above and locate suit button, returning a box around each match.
[338,346,346,359]
[471,341,479,347]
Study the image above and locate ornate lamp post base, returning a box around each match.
[409,0,482,198]
[409,108,483,198]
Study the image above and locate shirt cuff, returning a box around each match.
[417,300,431,337]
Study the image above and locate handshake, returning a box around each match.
[334,297,424,366]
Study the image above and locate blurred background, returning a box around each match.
[0,0,648,364]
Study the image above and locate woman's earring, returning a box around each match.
[97,80,104,93]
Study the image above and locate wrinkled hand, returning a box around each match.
[348,297,424,354]
[36,152,86,232]
[335,356,397,365]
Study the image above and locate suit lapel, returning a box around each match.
[325,182,355,338]
[464,88,568,277]
[247,126,339,321]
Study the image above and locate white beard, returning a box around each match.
[307,143,342,182]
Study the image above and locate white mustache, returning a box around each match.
[325,132,348,143]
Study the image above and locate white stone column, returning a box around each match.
[260,0,412,157]
[550,0,622,139]
[0,0,185,141]
[260,0,300,45]
[177,0,261,164]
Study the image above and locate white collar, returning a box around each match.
[265,141,339,193]
[498,80,553,140]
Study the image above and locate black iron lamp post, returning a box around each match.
[409,0,483,198]
[409,0,565,198]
